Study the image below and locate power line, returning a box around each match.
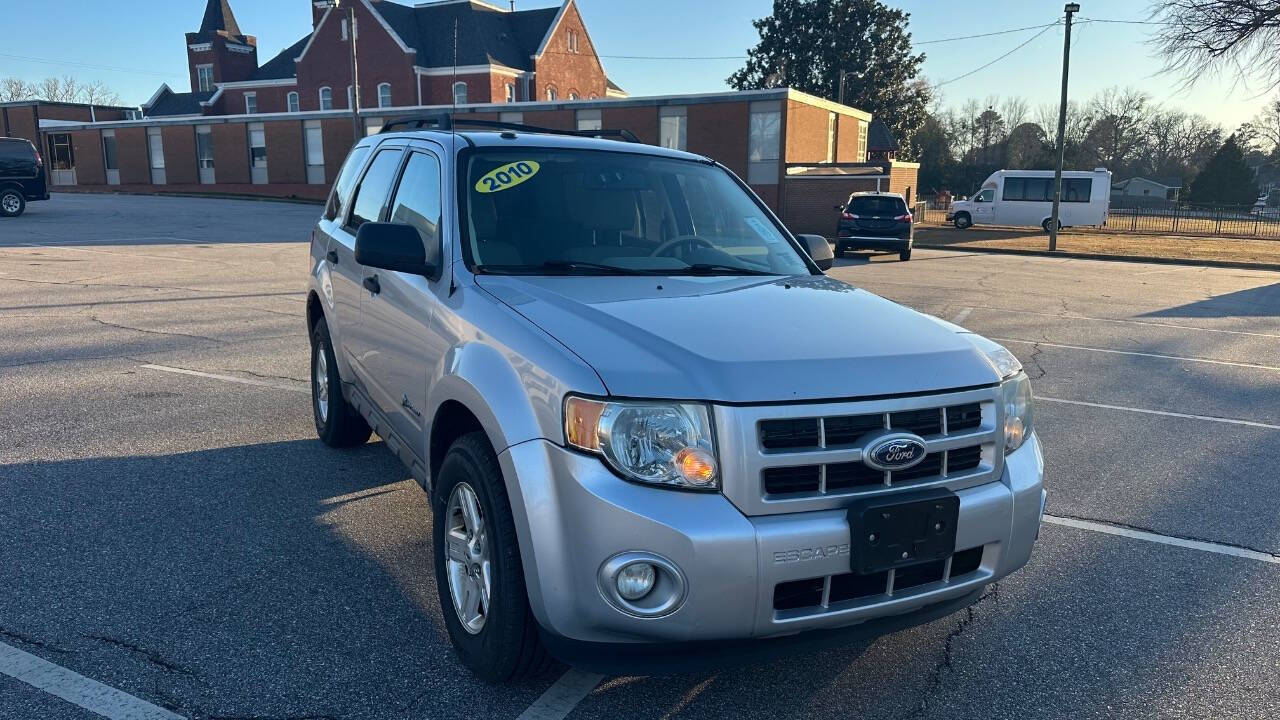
[916,22,1060,45]
[935,23,1060,87]
[0,52,176,79]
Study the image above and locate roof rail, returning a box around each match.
[379,113,641,144]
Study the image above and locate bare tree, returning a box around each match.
[37,76,82,103]
[1151,0,1280,92]
[1240,97,1280,154]
[1082,86,1152,169]
[0,77,35,102]
[79,80,121,106]
[1001,96,1030,130]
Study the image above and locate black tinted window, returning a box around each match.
[847,196,907,215]
[388,152,443,267]
[347,149,402,229]
[325,146,370,221]
[1063,177,1092,203]
[1003,177,1051,202]
[0,141,33,161]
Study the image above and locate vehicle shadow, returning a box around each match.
[1141,283,1280,318]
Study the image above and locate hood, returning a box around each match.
[476,274,1002,403]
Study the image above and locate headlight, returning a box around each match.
[971,336,1034,454]
[1001,372,1034,454]
[564,396,719,490]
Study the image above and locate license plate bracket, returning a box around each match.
[847,489,959,575]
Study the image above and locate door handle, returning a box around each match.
[326,250,339,264]
[363,275,381,295]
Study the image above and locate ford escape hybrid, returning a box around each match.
[306,116,1045,681]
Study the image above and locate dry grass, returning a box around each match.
[915,225,1280,266]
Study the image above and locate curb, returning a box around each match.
[50,189,325,206]
[913,243,1280,272]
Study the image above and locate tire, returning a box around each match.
[0,189,25,218]
[899,249,912,261]
[953,213,971,229]
[833,243,845,258]
[434,432,552,682]
[310,317,372,448]
[1042,218,1060,232]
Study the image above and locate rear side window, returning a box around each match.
[325,146,370,221]
[0,141,34,161]
[847,196,907,215]
[346,149,404,230]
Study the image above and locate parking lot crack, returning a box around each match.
[1025,342,1047,379]
[82,633,199,678]
[224,368,308,384]
[909,583,1000,719]
[87,314,227,345]
[0,626,73,654]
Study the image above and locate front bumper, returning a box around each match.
[500,432,1045,645]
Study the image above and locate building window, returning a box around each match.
[319,87,333,110]
[567,29,579,53]
[347,85,354,109]
[378,83,392,108]
[659,106,687,151]
[505,83,515,103]
[748,101,782,184]
[146,128,165,170]
[341,18,349,41]
[576,109,601,131]
[47,134,74,171]
[305,120,325,182]
[196,126,214,169]
[244,92,257,114]
[196,65,214,92]
[249,124,267,169]
[452,82,468,105]
[498,111,523,124]
[287,92,300,113]
[857,119,868,163]
[546,87,557,101]
[102,132,118,171]
[568,91,579,101]
[826,112,836,164]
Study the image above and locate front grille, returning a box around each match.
[773,545,988,616]
[759,418,820,449]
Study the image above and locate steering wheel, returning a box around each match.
[649,235,717,258]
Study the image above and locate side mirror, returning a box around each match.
[354,222,434,276]
[795,233,834,271]
[833,204,845,211]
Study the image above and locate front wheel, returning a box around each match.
[434,432,552,682]
[0,189,25,218]
[953,213,971,229]
[899,249,912,262]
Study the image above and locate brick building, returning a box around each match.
[143,0,626,119]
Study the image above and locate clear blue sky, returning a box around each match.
[1,0,1271,129]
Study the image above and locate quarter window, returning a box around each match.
[388,152,444,269]
[347,149,403,230]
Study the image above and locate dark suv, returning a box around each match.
[0,137,49,218]
[834,191,913,261]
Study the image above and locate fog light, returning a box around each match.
[616,562,656,600]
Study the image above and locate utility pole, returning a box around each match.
[838,70,847,106]
[1049,3,1080,252]
[347,0,362,142]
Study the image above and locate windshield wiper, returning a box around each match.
[674,263,779,276]
[476,261,659,276]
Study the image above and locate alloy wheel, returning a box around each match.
[445,482,491,634]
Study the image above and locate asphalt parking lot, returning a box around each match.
[2,193,1279,719]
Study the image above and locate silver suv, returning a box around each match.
[306,117,1045,681]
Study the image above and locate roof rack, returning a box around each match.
[379,113,641,144]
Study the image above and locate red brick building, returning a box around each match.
[144,0,626,119]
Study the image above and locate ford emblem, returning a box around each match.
[863,433,928,471]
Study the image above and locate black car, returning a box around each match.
[834,191,913,261]
[0,137,49,218]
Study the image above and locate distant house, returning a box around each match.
[1111,176,1182,203]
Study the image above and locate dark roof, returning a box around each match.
[375,1,563,71]
[606,78,624,92]
[867,118,898,152]
[192,0,247,43]
[145,89,215,117]
[251,36,310,81]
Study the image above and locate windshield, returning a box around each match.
[462,148,812,276]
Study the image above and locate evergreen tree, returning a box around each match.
[1187,135,1259,206]
[728,0,929,159]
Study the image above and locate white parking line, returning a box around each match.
[0,641,183,720]
[1038,396,1280,430]
[995,337,1280,372]
[516,669,605,720]
[140,364,308,394]
[951,307,974,324]
[1044,516,1280,565]
[973,306,1280,339]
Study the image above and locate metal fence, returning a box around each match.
[916,195,1280,239]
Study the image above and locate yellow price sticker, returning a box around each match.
[475,161,541,194]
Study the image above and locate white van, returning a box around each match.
[947,168,1112,231]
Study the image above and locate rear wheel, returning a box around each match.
[953,213,971,229]
[310,317,372,448]
[0,189,24,218]
[833,243,845,258]
[434,432,552,682]
[1042,218,1061,232]
[899,249,912,261]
